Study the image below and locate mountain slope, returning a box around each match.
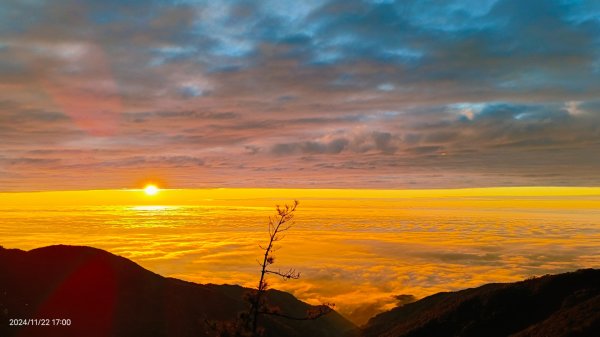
[362,269,600,337]
[0,245,357,337]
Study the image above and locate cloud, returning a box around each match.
[271,138,349,155]
[3,188,599,323]
[0,0,599,190]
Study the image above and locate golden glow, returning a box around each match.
[144,184,159,196]
[131,205,177,211]
[1,187,599,325]
[1,186,599,208]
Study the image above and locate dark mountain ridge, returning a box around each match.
[2,244,598,337]
[0,245,357,337]
[363,268,600,337]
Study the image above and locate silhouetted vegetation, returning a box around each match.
[211,201,334,337]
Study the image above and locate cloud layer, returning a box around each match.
[2,190,599,324]
[1,0,599,190]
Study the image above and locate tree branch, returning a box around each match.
[265,268,301,280]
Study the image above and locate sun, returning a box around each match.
[144,184,159,196]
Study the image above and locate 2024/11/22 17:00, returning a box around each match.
[9,318,72,326]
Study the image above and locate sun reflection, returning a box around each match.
[130,205,176,211]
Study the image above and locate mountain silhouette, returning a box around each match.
[363,269,600,337]
[0,245,358,337]
[2,245,598,337]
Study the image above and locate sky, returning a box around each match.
[1,0,599,191]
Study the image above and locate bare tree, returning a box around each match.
[210,200,333,337]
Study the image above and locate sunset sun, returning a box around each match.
[144,184,159,196]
